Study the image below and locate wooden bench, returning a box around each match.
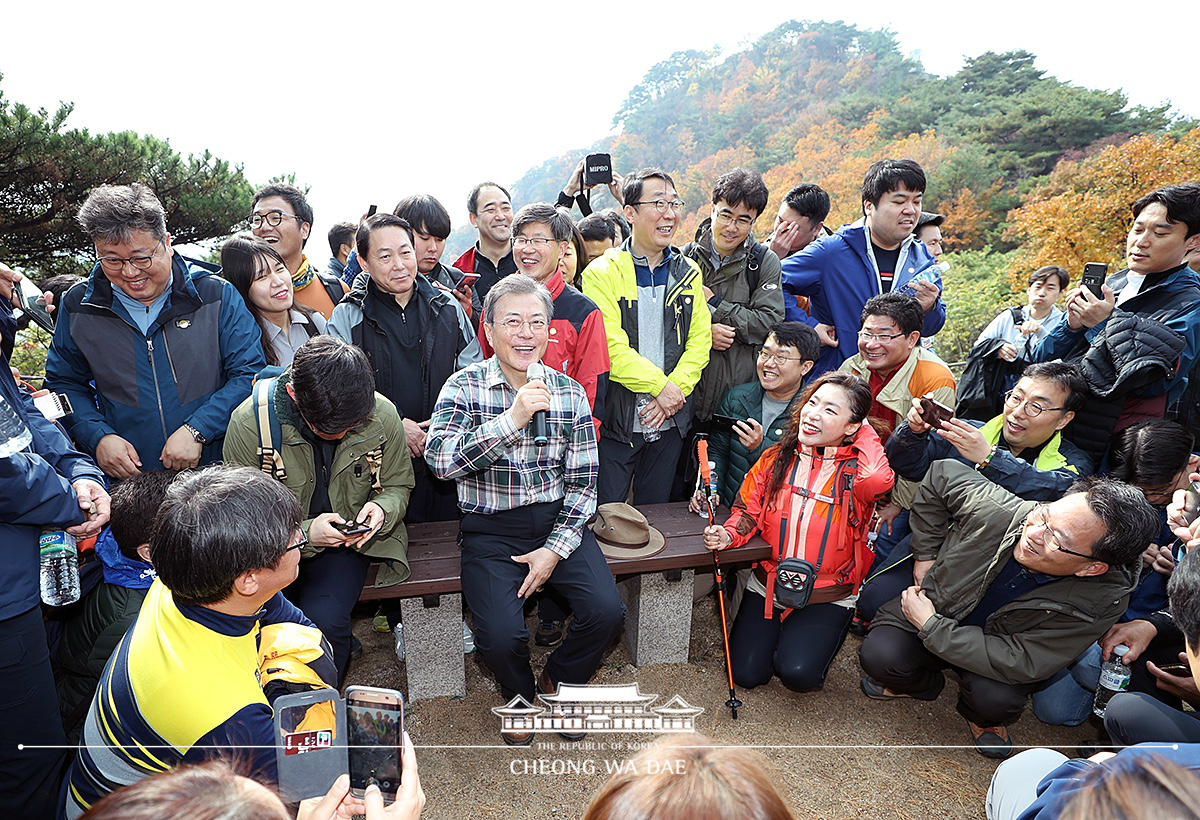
[361,503,769,701]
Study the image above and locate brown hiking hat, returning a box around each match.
[589,503,667,560]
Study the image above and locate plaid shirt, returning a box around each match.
[426,357,598,558]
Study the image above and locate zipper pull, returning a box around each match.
[146,339,154,360]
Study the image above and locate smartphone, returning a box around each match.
[455,272,480,293]
[1181,481,1200,526]
[710,413,743,433]
[1081,262,1107,299]
[332,520,371,536]
[13,279,55,333]
[367,204,378,218]
[1159,663,1193,677]
[346,686,403,801]
[919,396,954,430]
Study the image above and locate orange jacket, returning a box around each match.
[723,424,894,617]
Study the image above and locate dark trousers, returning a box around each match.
[859,624,1037,726]
[1105,691,1200,746]
[407,461,461,525]
[856,536,915,622]
[459,502,625,702]
[1,606,68,820]
[284,547,372,682]
[730,590,853,691]
[597,432,685,506]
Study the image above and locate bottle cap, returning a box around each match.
[1114,645,1130,657]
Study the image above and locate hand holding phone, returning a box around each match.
[918,395,954,430]
[332,519,371,536]
[346,686,404,802]
[1081,262,1107,299]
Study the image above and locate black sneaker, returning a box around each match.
[848,613,869,638]
[535,620,564,647]
[349,635,364,661]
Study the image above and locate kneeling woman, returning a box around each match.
[704,372,894,691]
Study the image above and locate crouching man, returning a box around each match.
[426,275,624,746]
[858,460,1158,758]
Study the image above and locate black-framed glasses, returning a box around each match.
[283,535,309,555]
[634,199,685,214]
[756,346,804,365]
[249,210,305,229]
[713,209,755,228]
[857,330,906,343]
[97,239,165,273]
[1003,391,1064,418]
[1029,504,1093,560]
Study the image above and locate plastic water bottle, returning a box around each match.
[40,530,81,606]
[1093,645,1131,717]
[707,462,720,512]
[0,391,32,458]
[636,395,661,442]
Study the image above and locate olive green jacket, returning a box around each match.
[223,372,414,585]
[873,460,1136,685]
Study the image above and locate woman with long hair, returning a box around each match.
[703,372,893,691]
[221,236,326,367]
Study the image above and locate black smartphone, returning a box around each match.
[346,686,403,801]
[367,204,378,218]
[332,520,371,536]
[583,153,612,186]
[710,413,743,433]
[1082,262,1107,299]
[919,396,954,430]
[1159,663,1193,677]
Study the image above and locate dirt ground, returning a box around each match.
[345,593,1096,820]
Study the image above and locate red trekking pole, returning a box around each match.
[698,436,741,720]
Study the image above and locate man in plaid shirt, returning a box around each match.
[426,275,624,746]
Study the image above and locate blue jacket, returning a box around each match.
[0,366,105,620]
[46,255,265,472]
[1017,742,1200,818]
[780,223,945,376]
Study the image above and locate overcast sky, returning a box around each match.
[4,0,1198,261]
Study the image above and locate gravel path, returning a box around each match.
[346,596,1095,819]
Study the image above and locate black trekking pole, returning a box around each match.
[697,436,741,720]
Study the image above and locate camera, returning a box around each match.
[583,153,612,186]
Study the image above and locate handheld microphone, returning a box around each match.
[527,362,550,447]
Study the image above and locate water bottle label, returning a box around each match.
[39,530,77,558]
[1098,668,1130,691]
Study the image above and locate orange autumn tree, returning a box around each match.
[1006,127,1200,286]
[762,112,957,231]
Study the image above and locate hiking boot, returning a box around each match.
[968,721,1013,759]
[848,613,870,638]
[535,620,564,647]
[349,635,363,661]
[502,728,533,747]
[539,669,586,741]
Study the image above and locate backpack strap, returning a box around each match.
[253,377,287,482]
[745,241,766,293]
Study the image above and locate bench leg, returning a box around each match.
[399,593,465,701]
[617,569,694,666]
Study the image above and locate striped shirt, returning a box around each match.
[426,357,598,558]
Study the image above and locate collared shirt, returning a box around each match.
[263,309,325,367]
[425,357,598,558]
[112,285,169,336]
[960,554,1058,629]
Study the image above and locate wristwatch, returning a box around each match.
[975,445,998,472]
[184,423,209,445]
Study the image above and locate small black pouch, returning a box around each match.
[774,557,817,610]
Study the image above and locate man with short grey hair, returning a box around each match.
[47,183,265,476]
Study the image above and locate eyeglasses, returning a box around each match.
[97,239,165,273]
[493,318,549,333]
[714,209,755,228]
[757,347,805,365]
[1004,391,1064,418]
[1028,504,1094,560]
[857,330,906,343]
[634,199,685,214]
[249,210,305,229]
[512,236,557,249]
[283,535,309,555]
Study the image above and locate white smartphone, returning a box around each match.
[345,685,404,801]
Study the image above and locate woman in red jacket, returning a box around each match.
[704,371,894,691]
